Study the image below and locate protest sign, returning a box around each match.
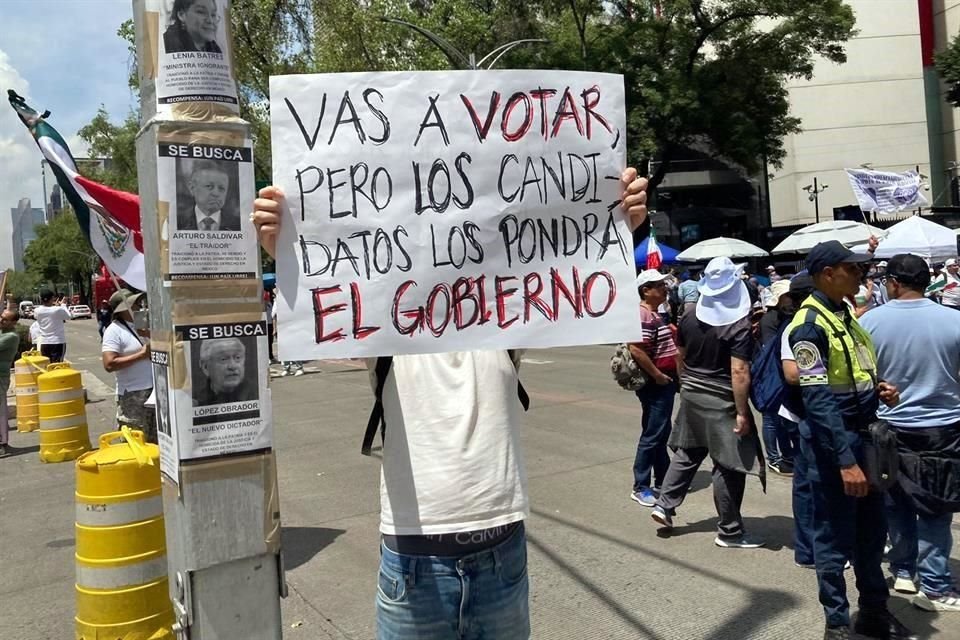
[845,168,928,213]
[271,70,641,359]
[162,321,271,480]
[157,139,259,281]
[152,0,239,111]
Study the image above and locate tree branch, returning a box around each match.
[685,10,776,76]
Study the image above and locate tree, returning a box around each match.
[5,270,40,301]
[23,210,97,303]
[937,31,960,108]
[77,107,141,193]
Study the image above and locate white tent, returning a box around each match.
[873,216,958,260]
[771,220,887,255]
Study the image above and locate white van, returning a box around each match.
[18,300,34,319]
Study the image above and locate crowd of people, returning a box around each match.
[628,242,960,639]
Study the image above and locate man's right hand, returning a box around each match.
[654,371,672,386]
[252,187,284,259]
[840,464,869,498]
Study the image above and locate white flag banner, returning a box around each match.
[845,169,928,213]
[270,70,641,359]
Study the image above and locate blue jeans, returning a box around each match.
[376,523,530,640]
[632,381,676,492]
[762,411,795,465]
[886,486,955,596]
[800,430,889,627]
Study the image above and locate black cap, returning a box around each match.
[886,254,931,289]
[806,240,873,275]
[789,272,815,296]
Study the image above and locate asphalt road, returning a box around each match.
[1,318,958,639]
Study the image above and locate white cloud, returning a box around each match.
[0,48,42,271]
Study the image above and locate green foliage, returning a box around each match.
[22,210,96,299]
[936,31,960,108]
[77,107,141,193]
[5,271,40,301]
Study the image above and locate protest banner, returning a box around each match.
[270,70,641,359]
[845,168,928,213]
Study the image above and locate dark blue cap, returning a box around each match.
[806,240,873,275]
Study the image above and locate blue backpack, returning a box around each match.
[750,323,791,414]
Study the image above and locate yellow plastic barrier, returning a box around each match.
[75,428,173,640]
[13,350,48,432]
[38,362,91,462]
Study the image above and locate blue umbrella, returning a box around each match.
[634,237,680,267]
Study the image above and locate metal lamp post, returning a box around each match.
[802,177,829,224]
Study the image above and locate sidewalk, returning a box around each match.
[1,320,958,639]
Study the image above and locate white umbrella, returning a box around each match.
[676,237,768,262]
[771,220,887,255]
[873,216,958,260]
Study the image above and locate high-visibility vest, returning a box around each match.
[787,294,878,395]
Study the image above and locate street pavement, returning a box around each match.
[1,319,958,639]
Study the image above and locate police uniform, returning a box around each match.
[787,241,915,640]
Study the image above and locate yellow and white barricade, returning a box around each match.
[38,362,91,462]
[75,428,173,640]
[14,350,49,432]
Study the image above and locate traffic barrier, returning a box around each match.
[38,362,91,462]
[75,428,173,640]
[13,350,48,432]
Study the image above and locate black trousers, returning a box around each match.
[40,343,66,363]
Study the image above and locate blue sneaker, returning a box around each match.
[630,488,657,507]
[651,506,673,530]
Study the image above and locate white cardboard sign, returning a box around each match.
[271,70,641,358]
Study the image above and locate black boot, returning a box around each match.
[853,608,918,640]
[823,625,852,639]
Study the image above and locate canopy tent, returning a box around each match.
[771,220,887,255]
[873,216,958,260]
[676,237,768,262]
[634,237,680,267]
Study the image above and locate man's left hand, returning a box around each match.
[867,235,880,254]
[878,381,900,407]
[620,168,648,232]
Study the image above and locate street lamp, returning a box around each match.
[380,17,548,70]
[802,177,829,224]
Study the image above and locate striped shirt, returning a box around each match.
[633,305,678,373]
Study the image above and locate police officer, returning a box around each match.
[787,241,915,640]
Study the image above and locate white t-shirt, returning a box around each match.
[778,329,802,423]
[101,321,153,393]
[34,304,70,345]
[372,351,529,536]
[29,321,41,345]
[942,272,960,307]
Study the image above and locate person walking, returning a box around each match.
[786,240,914,640]
[650,257,765,549]
[97,300,112,339]
[0,307,21,457]
[101,290,156,442]
[628,269,679,507]
[677,270,700,316]
[34,289,70,363]
[859,254,960,612]
[759,279,796,475]
[253,168,651,639]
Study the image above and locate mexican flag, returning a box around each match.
[646,225,663,270]
[8,91,146,291]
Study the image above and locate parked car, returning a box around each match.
[68,305,92,320]
[18,301,34,319]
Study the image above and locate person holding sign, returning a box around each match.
[253,168,648,639]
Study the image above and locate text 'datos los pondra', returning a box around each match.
[271,69,643,359]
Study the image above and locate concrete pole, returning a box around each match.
[131,1,284,638]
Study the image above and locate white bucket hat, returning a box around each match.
[696,257,752,326]
[765,280,791,308]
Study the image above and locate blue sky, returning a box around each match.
[0,0,134,267]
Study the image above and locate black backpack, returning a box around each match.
[362,351,530,455]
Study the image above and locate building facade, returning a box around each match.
[10,198,45,271]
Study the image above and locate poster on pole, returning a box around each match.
[152,349,178,479]
[153,0,239,110]
[270,70,641,359]
[164,320,271,476]
[157,139,259,281]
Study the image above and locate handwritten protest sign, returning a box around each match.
[270,70,642,358]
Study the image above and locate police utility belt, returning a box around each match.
[807,306,899,492]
